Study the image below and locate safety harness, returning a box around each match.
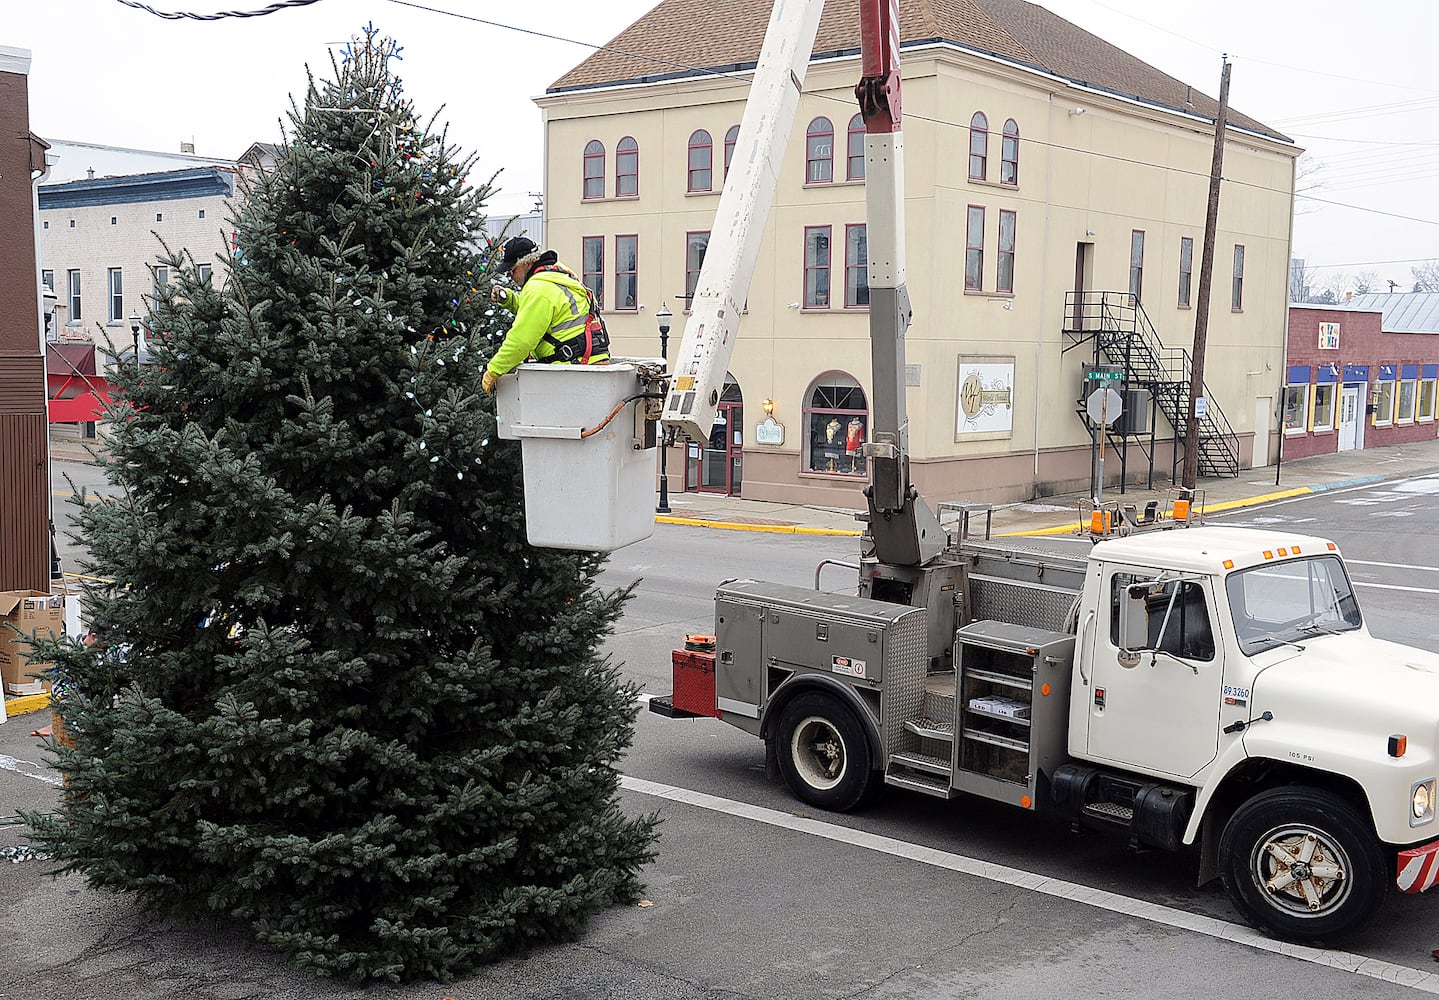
[529,263,611,365]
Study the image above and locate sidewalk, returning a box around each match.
[657,438,1439,537]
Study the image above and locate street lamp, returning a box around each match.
[128,311,142,363]
[655,303,673,514]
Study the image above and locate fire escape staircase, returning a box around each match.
[1063,291,1240,479]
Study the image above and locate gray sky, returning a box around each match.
[7,0,1437,292]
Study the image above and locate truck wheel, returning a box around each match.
[775,692,876,812]
[1219,786,1387,942]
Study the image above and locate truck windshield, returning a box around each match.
[1225,555,1361,654]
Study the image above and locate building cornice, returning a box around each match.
[0,45,33,76]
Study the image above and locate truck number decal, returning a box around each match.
[1222,684,1250,707]
[832,655,866,678]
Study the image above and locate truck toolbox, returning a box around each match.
[672,648,718,717]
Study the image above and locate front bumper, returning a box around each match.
[1397,839,1439,893]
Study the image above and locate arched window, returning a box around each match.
[847,113,865,181]
[806,117,834,184]
[583,139,605,199]
[1001,118,1019,186]
[616,136,639,197]
[968,112,988,181]
[804,372,868,476]
[688,129,713,193]
[724,124,740,176]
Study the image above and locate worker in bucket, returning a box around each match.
[480,236,610,395]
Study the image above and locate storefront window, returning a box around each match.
[1419,379,1436,422]
[1374,379,1395,426]
[804,372,868,476]
[1311,383,1335,431]
[1397,380,1416,423]
[1282,384,1308,433]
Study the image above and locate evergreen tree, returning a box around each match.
[26,28,656,982]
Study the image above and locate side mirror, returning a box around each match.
[1118,588,1149,665]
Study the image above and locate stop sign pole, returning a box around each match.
[1086,371,1124,509]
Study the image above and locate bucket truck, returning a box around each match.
[641,0,1439,945]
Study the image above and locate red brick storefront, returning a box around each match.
[1283,305,1439,461]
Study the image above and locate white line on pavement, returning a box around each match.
[0,753,62,787]
[1348,559,1439,573]
[619,774,1439,995]
[1354,581,1439,595]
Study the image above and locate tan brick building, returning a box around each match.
[539,0,1301,503]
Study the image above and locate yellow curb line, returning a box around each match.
[4,693,51,718]
[657,515,861,536]
[999,485,1319,537]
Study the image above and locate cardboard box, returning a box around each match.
[0,591,64,695]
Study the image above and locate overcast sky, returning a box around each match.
[7,0,1437,292]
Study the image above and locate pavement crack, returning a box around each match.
[835,893,1022,1000]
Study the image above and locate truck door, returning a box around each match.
[1085,569,1222,780]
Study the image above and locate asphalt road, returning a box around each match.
[2,470,1437,998]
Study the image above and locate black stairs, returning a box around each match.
[1064,291,1240,478]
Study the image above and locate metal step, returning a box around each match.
[904,717,954,741]
[1083,801,1135,822]
[889,751,952,778]
[885,770,954,799]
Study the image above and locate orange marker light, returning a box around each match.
[1222,559,1234,570]
[1041,683,1052,697]
[1021,795,1032,809]
[1292,545,1302,555]
[1327,542,1338,551]
[1277,547,1288,557]
[1263,551,1274,560]
[1389,734,1407,758]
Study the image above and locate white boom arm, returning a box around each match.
[661,0,824,444]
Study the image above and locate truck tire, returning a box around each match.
[1219,786,1387,943]
[775,692,877,812]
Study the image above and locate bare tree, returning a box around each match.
[1294,152,1325,216]
[1320,270,1352,304]
[1290,258,1318,302]
[1353,270,1379,294]
[1412,260,1439,292]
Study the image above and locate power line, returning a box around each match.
[112,0,325,19]
[384,0,1439,228]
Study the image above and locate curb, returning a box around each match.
[3,693,51,718]
[656,515,861,537]
[660,474,1398,539]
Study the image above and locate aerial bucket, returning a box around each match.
[494,359,665,551]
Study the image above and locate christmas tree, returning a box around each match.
[25,27,656,982]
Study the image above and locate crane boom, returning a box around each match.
[661,0,824,445]
[662,0,944,566]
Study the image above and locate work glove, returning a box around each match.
[481,370,498,395]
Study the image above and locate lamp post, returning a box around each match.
[655,303,673,514]
[128,311,142,363]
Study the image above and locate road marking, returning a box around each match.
[1348,559,1439,574]
[619,774,1439,994]
[0,753,63,787]
[1354,581,1439,595]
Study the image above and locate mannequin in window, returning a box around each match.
[825,417,841,471]
[845,417,864,472]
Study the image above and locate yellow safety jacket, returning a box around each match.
[486,264,611,377]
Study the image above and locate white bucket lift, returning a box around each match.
[494,359,665,551]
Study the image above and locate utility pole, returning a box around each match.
[1182,56,1231,491]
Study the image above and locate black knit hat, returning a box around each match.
[498,236,538,272]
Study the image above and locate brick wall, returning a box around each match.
[1284,305,1439,460]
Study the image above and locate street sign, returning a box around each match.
[1086,369,1124,383]
[1086,387,1124,426]
[1194,396,1208,419]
